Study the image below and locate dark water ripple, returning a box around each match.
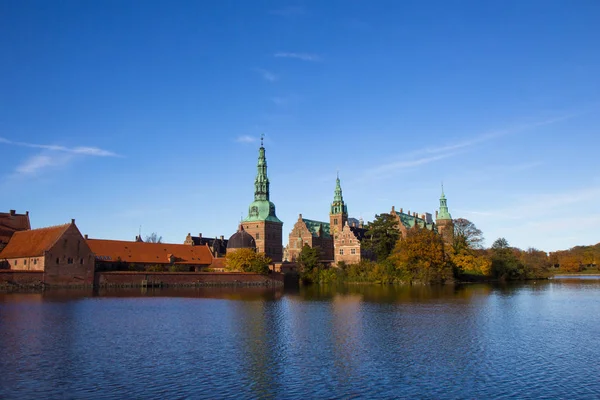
[1,280,600,399]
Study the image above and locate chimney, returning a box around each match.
[198,233,202,238]
[26,211,29,216]
[400,208,403,214]
[299,213,302,219]
[9,210,15,216]
[435,211,439,218]
[391,206,395,213]
[71,218,75,224]
[84,234,88,239]
[220,235,224,240]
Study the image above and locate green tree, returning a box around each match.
[297,245,321,271]
[490,238,524,279]
[363,213,400,262]
[225,248,271,274]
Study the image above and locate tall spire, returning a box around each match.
[254,137,269,201]
[330,173,348,215]
[437,184,451,220]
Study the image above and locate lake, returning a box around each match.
[1,277,599,399]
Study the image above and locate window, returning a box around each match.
[256,233,260,239]
[56,258,60,264]
[80,258,84,265]
[342,239,345,244]
[67,258,74,264]
[334,218,338,225]
[351,248,356,255]
[34,259,37,265]
[14,260,18,266]
[24,259,27,265]
[339,249,344,255]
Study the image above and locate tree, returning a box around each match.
[391,227,452,284]
[490,237,524,279]
[451,252,492,276]
[224,248,271,274]
[362,213,400,262]
[297,245,321,272]
[145,232,163,243]
[519,248,551,277]
[453,218,484,253]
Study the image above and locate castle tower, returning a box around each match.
[242,136,283,262]
[435,185,454,245]
[329,173,348,238]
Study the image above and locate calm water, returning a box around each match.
[1,278,600,399]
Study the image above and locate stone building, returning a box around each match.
[240,139,283,262]
[87,237,214,272]
[0,219,95,285]
[0,210,31,251]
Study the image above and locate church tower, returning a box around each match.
[435,185,454,245]
[242,136,283,262]
[329,174,348,238]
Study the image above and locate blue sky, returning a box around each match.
[1,0,599,252]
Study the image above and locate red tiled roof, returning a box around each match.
[0,224,70,259]
[0,211,31,245]
[87,239,214,265]
[210,257,226,269]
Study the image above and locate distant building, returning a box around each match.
[0,210,31,251]
[226,224,257,254]
[87,237,214,271]
[0,219,95,285]
[240,139,283,262]
[184,233,228,257]
[286,175,368,266]
[435,187,454,245]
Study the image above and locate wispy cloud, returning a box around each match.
[14,153,73,177]
[0,136,119,157]
[274,52,321,62]
[367,114,574,177]
[255,68,278,82]
[269,6,305,16]
[236,135,257,143]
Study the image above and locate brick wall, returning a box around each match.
[44,224,95,286]
[243,221,283,262]
[96,271,284,287]
[0,270,45,285]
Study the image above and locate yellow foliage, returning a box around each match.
[452,252,492,276]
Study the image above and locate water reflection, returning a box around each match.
[1,281,599,399]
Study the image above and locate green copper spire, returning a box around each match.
[244,137,282,223]
[330,173,348,215]
[254,136,269,201]
[437,184,452,220]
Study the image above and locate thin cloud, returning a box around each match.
[236,135,257,143]
[269,6,305,16]
[0,136,120,157]
[255,68,278,82]
[14,153,73,176]
[274,52,321,62]
[369,114,575,177]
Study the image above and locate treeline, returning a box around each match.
[299,214,560,285]
[550,243,600,272]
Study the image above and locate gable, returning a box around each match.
[0,223,70,259]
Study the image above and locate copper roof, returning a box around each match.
[0,211,31,245]
[0,223,70,258]
[87,239,214,265]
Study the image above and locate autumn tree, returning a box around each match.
[451,251,492,276]
[224,248,271,274]
[362,213,400,262]
[452,218,484,253]
[519,248,551,277]
[391,227,452,284]
[145,232,163,243]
